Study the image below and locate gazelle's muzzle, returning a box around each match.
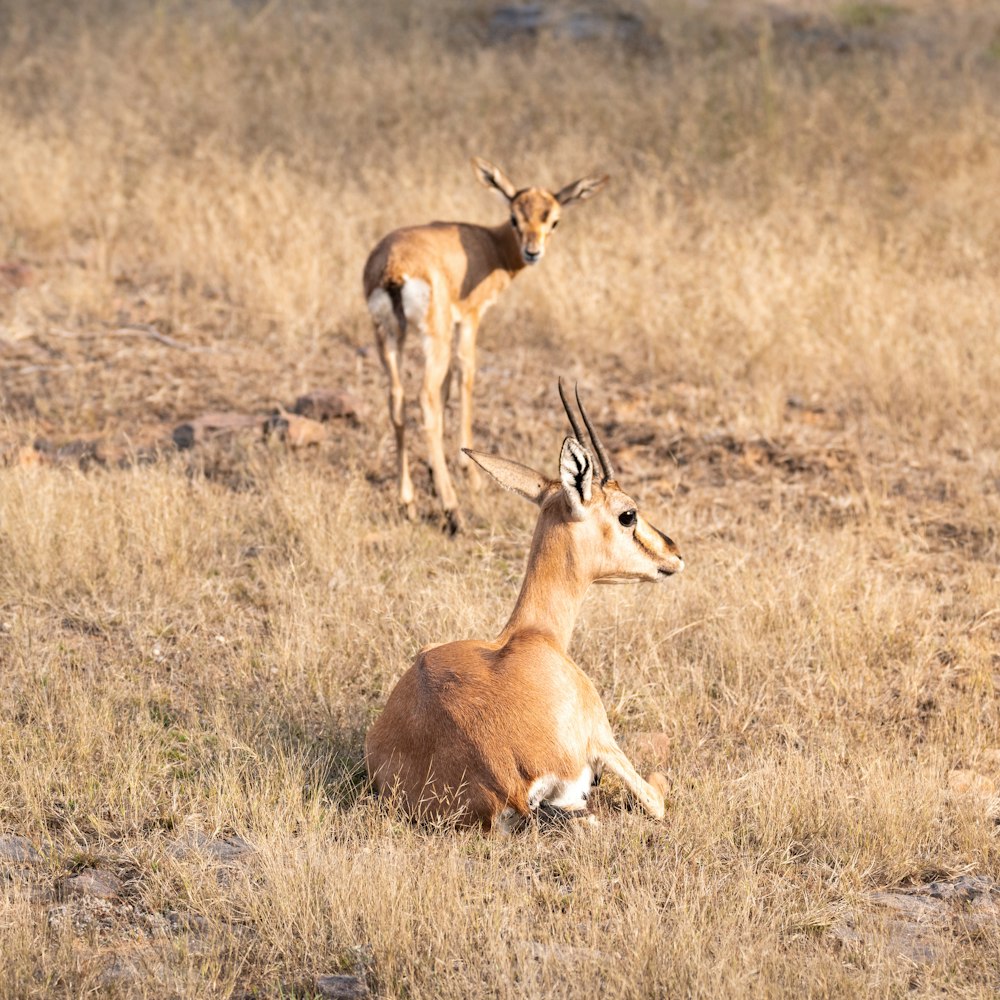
[637,520,684,578]
[657,554,684,576]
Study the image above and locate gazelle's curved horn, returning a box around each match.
[558,377,586,444]
[575,383,614,482]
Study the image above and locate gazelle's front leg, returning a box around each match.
[594,743,667,820]
[456,317,481,491]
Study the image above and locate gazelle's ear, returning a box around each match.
[559,437,593,520]
[471,157,518,202]
[554,174,609,207]
[462,449,548,505]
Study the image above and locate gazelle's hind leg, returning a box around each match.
[368,288,414,518]
[594,743,667,820]
[455,317,481,492]
[407,281,461,533]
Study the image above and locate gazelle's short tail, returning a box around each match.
[367,277,428,340]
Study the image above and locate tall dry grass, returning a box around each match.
[1,1,999,997]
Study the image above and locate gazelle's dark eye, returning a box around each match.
[551,218,559,230]
[510,214,519,229]
[619,510,636,527]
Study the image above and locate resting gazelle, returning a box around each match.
[365,380,683,832]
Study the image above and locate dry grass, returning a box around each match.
[1,0,999,996]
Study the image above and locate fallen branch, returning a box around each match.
[49,325,225,354]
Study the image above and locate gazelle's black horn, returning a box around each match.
[558,376,586,444]
[575,383,614,482]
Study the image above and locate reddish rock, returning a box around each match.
[172,412,262,450]
[292,389,361,423]
[630,731,672,763]
[263,410,329,448]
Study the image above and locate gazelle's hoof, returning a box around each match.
[444,508,464,536]
[401,501,416,522]
[645,771,669,819]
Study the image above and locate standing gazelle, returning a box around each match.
[363,159,609,533]
[366,380,684,833]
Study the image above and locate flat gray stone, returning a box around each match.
[829,919,862,945]
[519,940,609,964]
[63,868,123,899]
[97,953,141,988]
[886,919,940,964]
[924,875,996,903]
[869,891,946,920]
[0,834,41,864]
[169,830,253,862]
[315,974,369,999]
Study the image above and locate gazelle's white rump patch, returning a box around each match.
[401,278,431,323]
[527,765,594,811]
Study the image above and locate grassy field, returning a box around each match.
[1,0,999,996]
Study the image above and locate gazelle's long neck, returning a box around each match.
[487,222,528,277]
[498,518,589,654]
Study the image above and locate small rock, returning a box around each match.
[0,261,34,288]
[869,891,945,921]
[948,769,997,797]
[518,940,609,965]
[645,771,669,799]
[488,3,648,47]
[164,909,210,933]
[263,409,329,448]
[315,973,369,999]
[25,883,56,904]
[172,412,262,450]
[32,438,107,470]
[630,731,671,762]
[885,919,940,964]
[0,834,41,864]
[924,875,996,903]
[292,389,361,423]
[169,830,254,863]
[4,445,47,468]
[96,953,141,988]
[829,918,862,945]
[63,868,123,899]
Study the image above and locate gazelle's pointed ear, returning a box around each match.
[462,449,548,505]
[554,174,609,207]
[471,157,518,202]
[559,437,593,520]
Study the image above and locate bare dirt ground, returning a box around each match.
[2,1,999,997]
